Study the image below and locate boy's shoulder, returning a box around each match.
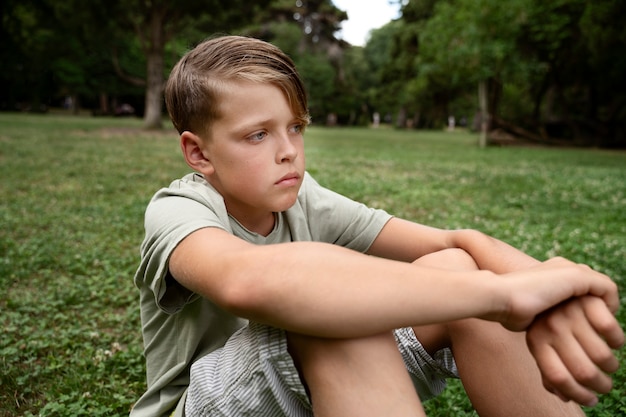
[154,172,222,204]
[144,172,232,233]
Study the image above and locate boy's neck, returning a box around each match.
[229,210,276,237]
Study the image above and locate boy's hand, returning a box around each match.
[526,295,624,407]
[497,257,620,332]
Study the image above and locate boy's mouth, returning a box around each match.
[276,172,300,186]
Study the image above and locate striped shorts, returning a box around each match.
[185,323,458,416]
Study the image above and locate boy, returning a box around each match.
[131,35,623,417]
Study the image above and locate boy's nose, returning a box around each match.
[277,136,298,163]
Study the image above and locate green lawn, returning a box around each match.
[1,113,624,416]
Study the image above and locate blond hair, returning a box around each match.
[165,35,310,137]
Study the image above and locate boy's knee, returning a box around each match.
[288,331,396,358]
[287,331,398,374]
[413,248,479,271]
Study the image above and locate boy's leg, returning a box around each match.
[287,247,585,417]
[411,249,585,417]
[287,331,426,417]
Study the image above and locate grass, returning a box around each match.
[1,113,625,416]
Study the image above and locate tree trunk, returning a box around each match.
[144,51,164,129]
[478,80,489,147]
[99,92,109,115]
[396,107,407,129]
[142,8,166,130]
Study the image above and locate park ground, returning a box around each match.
[1,113,624,416]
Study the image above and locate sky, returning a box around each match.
[332,0,401,46]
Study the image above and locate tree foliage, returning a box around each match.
[2,0,624,145]
[379,0,626,146]
[104,0,274,128]
[1,0,272,127]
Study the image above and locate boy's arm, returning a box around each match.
[170,227,499,337]
[367,217,539,272]
[170,221,621,405]
[369,218,623,406]
[169,225,618,337]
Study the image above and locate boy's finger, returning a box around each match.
[582,295,625,349]
[575,323,620,375]
[527,301,615,403]
[536,345,599,407]
[554,330,614,395]
[557,297,622,374]
[544,299,617,392]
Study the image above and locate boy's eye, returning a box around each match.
[248,131,267,142]
[290,124,303,134]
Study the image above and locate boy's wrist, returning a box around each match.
[475,270,513,326]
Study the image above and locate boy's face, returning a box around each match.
[200,80,306,231]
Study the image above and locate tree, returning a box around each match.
[579,1,626,146]
[0,0,59,111]
[418,0,528,145]
[516,0,626,146]
[373,0,448,129]
[362,21,404,124]
[389,0,626,146]
[49,0,131,113]
[106,0,272,129]
[0,0,143,113]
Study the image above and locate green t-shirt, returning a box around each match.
[131,172,391,416]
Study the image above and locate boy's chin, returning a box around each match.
[273,196,299,213]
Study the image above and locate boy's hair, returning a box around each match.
[165,35,310,137]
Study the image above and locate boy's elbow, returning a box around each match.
[448,228,492,247]
[173,232,290,321]
[216,268,273,319]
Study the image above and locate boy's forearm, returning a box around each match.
[237,241,618,337]
[171,228,618,339]
[232,242,504,337]
[449,229,540,273]
[171,229,504,338]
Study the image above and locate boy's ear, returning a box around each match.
[180,131,214,174]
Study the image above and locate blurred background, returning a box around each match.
[1,0,624,147]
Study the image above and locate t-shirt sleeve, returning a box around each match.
[135,179,230,314]
[297,173,393,252]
